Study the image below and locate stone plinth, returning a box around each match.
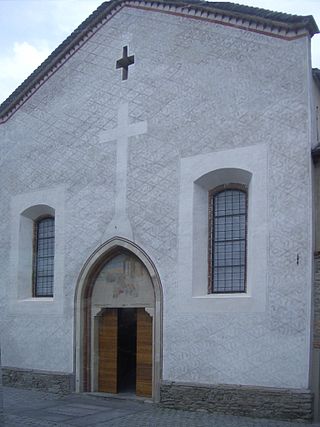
[0,347,3,425]
[2,367,74,394]
[160,381,313,422]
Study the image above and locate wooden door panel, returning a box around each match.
[136,308,153,397]
[98,308,118,393]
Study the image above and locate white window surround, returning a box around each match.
[177,144,268,313]
[9,186,65,315]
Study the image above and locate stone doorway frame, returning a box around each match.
[74,237,163,402]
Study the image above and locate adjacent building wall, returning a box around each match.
[312,75,320,421]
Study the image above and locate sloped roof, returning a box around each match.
[189,1,317,29]
[0,0,318,123]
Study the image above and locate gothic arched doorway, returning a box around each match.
[74,238,163,401]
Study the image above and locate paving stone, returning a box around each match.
[3,386,320,427]
[66,409,139,426]
[46,403,108,416]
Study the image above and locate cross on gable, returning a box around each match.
[116,46,134,80]
[101,103,147,143]
[100,103,147,220]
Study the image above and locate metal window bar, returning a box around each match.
[33,217,55,297]
[209,187,247,293]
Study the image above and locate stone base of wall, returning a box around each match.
[2,367,74,394]
[160,381,313,422]
[0,350,3,425]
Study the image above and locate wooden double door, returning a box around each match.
[98,307,153,397]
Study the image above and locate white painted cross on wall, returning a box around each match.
[100,102,147,239]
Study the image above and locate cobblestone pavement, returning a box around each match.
[2,387,320,427]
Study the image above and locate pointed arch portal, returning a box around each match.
[74,237,163,401]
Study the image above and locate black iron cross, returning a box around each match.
[116,46,134,80]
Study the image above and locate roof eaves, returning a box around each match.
[186,3,318,36]
[160,1,319,35]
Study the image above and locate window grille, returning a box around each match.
[209,185,247,293]
[33,216,55,297]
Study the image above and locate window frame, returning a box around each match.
[32,215,55,298]
[208,183,248,294]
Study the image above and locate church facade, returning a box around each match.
[0,0,320,421]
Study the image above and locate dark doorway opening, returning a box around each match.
[98,307,152,397]
[117,308,137,393]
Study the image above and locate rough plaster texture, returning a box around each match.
[0,6,313,391]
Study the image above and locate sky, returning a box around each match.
[0,0,319,104]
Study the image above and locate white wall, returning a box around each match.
[0,6,313,388]
[178,144,267,313]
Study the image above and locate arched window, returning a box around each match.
[208,185,247,293]
[33,216,55,297]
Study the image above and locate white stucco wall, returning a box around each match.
[0,6,313,388]
[314,81,320,251]
[178,144,267,313]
